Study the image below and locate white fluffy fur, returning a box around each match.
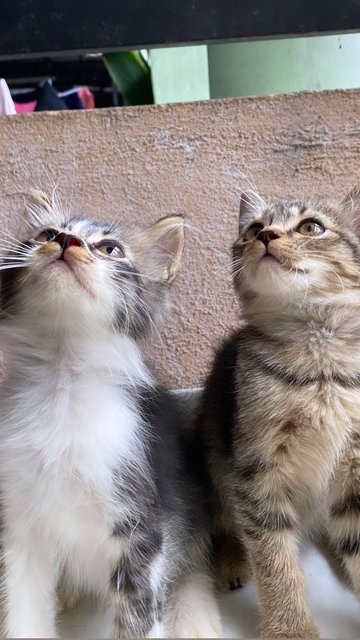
[0,319,150,637]
[0,203,220,638]
[164,573,221,639]
[0,208,149,635]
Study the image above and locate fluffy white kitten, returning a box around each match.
[0,191,221,639]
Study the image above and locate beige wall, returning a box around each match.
[0,90,360,388]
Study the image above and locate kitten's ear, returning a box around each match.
[341,185,360,213]
[238,191,264,230]
[341,185,360,235]
[132,215,185,283]
[26,190,53,210]
[25,190,55,226]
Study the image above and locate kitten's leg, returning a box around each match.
[2,532,57,638]
[165,570,221,639]
[212,485,252,592]
[109,543,165,639]
[165,533,221,637]
[328,443,360,598]
[242,514,319,638]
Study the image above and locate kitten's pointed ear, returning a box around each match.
[25,190,55,226]
[132,215,185,283]
[26,190,53,210]
[238,190,263,230]
[341,185,360,236]
[341,185,360,213]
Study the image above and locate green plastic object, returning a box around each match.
[103,51,154,105]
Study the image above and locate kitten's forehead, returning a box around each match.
[60,217,123,242]
[261,199,330,228]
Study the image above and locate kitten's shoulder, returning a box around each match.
[199,326,259,456]
[206,325,254,381]
[137,383,185,485]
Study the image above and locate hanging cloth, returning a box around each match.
[35,80,68,111]
[77,86,95,109]
[58,90,84,110]
[0,79,16,115]
[14,100,37,114]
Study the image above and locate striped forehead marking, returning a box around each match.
[59,218,122,243]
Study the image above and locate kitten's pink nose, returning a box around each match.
[257,229,280,248]
[54,233,83,249]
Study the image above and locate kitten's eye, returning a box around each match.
[245,222,264,241]
[96,241,125,258]
[298,220,325,236]
[35,228,58,243]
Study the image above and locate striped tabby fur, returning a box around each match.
[199,186,360,637]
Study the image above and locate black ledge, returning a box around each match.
[1,0,360,60]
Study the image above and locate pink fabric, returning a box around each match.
[14,100,37,114]
[77,86,95,109]
[0,79,16,115]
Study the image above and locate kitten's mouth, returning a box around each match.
[52,257,80,281]
[259,249,281,265]
[258,249,309,275]
[45,247,95,298]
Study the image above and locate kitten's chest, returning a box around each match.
[1,361,139,456]
[245,376,360,495]
[0,363,143,542]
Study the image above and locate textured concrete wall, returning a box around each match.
[0,90,360,388]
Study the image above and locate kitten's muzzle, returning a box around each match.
[256,228,283,265]
[53,233,84,259]
[257,229,280,248]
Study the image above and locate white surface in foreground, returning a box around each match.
[59,543,360,638]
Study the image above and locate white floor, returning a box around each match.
[59,543,360,638]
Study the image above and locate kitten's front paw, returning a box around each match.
[215,534,252,592]
[216,559,252,592]
[173,614,222,638]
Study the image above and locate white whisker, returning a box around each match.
[0,263,28,271]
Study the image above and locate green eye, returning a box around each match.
[35,228,58,242]
[245,222,263,241]
[298,220,325,236]
[95,241,125,258]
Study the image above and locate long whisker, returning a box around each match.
[0,264,28,271]
[232,264,246,279]
[110,268,162,285]
[238,171,265,205]
[112,279,155,299]
[299,252,348,292]
[0,244,31,255]
[113,280,163,343]
[1,232,29,249]
[0,249,31,258]
[280,260,300,292]
[0,257,29,262]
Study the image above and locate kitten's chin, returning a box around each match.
[247,261,309,302]
[257,254,283,270]
[46,260,96,299]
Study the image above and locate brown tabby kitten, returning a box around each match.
[198,186,360,638]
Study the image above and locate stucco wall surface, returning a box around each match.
[0,90,359,388]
